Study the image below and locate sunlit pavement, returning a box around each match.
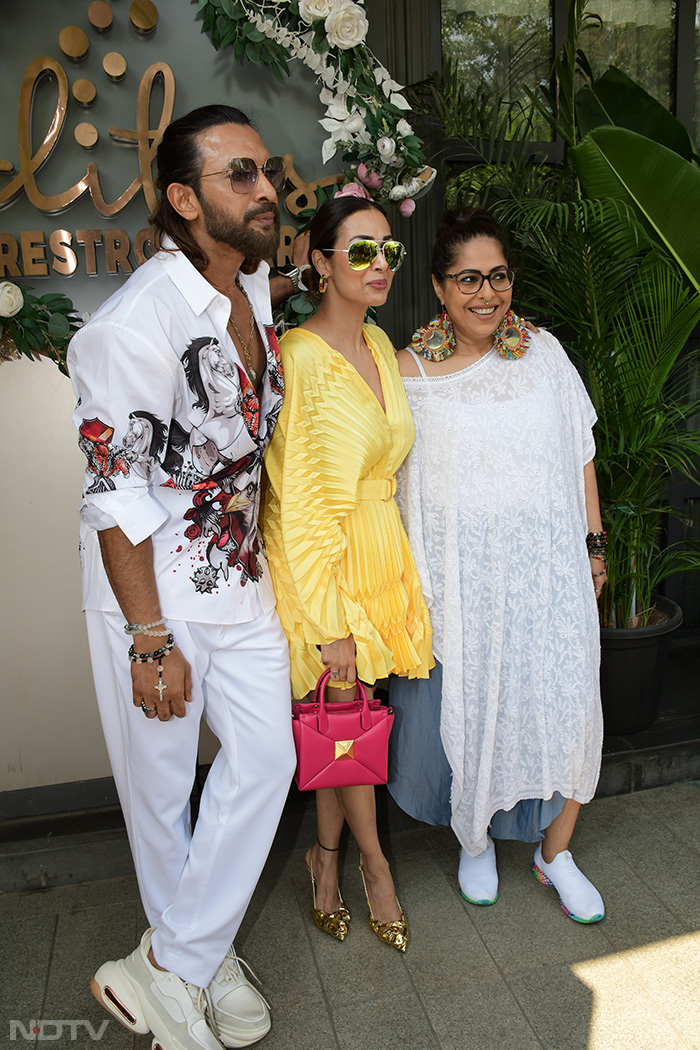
[2,780,700,1050]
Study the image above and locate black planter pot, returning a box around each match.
[599,594,683,735]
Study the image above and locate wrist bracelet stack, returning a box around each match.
[124,617,170,638]
[128,633,175,664]
[586,531,608,582]
[586,531,607,559]
[124,618,176,716]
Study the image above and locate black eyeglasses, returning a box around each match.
[442,268,515,295]
[199,156,287,195]
[325,239,406,272]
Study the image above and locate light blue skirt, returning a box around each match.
[387,660,565,842]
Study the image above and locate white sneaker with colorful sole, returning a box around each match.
[532,845,605,923]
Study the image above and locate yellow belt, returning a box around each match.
[356,476,396,501]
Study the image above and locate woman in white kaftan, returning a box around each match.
[387,208,607,923]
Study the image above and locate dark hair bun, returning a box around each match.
[432,207,510,279]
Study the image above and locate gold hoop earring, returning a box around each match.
[319,274,328,294]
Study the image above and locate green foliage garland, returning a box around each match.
[0,282,81,375]
[197,0,436,213]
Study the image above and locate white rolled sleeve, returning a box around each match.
[70,320,180,541]
[80,487,168,545]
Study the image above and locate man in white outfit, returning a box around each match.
[68,105,297,1050]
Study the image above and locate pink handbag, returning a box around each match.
[292,668,395,791]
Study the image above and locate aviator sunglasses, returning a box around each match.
[199,156,287,194]
[326,238,406,272]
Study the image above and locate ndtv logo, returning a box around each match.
[9,1020,109,1041]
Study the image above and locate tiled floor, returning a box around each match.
[2,781,700,1050]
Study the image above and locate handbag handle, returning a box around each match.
[313,667,371,733]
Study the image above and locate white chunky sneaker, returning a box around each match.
[91,928,223,1050]
[458,837,499,905]
[208,947,271,1048]
[532,845,605,923]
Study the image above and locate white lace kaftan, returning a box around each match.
[396,329,603,856]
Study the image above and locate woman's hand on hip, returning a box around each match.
[320,635,356,684]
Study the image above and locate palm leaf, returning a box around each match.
[570,127,700,291]
[576,66,699,163]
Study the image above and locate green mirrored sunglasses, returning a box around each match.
[326,239,406,272]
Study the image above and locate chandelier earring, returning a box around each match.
[410,305,455,362]
[493,309,530,359]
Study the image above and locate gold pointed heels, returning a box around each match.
[359,855,410,953]
[305,849,351,941]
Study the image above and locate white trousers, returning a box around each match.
[85,608,296,987]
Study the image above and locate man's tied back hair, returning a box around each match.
[150,104,253,272]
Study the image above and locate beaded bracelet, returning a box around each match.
[128,633,175,664]
[124,617,166,636]
[586,531,607,553]
[586,538,607,560]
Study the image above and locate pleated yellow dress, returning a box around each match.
[263,323,433,699]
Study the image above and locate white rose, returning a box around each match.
[299,0,333,24]
[396,118,413,138]
[377,136,396,161]
[388,184,409,201]
[0,281,23,318]
[325,1,369,50]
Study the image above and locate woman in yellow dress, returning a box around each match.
[263,192,432,951]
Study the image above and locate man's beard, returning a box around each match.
[199,194,280,259]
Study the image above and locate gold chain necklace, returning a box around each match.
[227,279,257,383]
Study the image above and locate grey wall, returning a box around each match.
[1,0,328,313]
